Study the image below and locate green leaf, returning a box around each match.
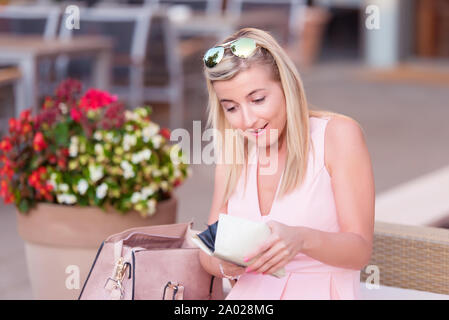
[18,199,29,213]
[54,122,70,147]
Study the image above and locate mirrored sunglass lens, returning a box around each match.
[204,47,224,68]
[230,38,257,58]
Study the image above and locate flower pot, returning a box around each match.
[16,196,177,300]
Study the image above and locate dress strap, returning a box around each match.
[310,117,332,173]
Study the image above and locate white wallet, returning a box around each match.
[191,213,286,278]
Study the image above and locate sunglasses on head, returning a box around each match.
[203,37,258,68]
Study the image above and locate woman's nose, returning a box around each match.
[241,106,257,129]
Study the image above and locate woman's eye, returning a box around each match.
[254,97,265,103]
[225,106,236,112]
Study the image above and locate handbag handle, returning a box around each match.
[162,281,184,300]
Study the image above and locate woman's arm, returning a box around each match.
[244,116,375,273]
[299,116,375,269]
[199,163,246,278]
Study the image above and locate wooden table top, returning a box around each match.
[0,34,113,56]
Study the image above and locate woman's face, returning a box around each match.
[212,64,287,148]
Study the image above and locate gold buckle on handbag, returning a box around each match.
[104,257,131,299]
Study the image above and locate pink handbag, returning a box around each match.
[78,221,224,300]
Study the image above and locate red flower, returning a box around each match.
[43,97,54,110]
[79,89,117,111]
[0,180,8,197]
[33,132,47,152]
[0,138,12,153]
[160,128,171,140]
[4,193,15,204]
[19,109,31,122]
[70,107,83,122]
[48,155,57,164]
[8,118,17,133]
[57,158,66,170]
[21,123,32,135]
[174,178,182,187]
[60,148,69,157]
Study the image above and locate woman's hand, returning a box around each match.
[243,220,304,275]
[217,258,246,279]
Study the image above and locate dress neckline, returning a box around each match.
[253,148,285,219]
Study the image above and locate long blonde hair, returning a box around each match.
[203,27,339,209]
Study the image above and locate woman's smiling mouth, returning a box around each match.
[249,122,268,136]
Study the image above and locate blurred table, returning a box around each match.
[0,34,113,117]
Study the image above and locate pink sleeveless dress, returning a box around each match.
[225,116,361,300]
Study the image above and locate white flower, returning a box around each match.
[105,132,114,142]
[65,194,77,204]
[69,136,79,157]
[174,169,182,179]
[48,180,58,192]
[152,169,161,177]
[131,149,152,164]
[89,164,104,182]
[94,144,104,155]
[142,149,151,160]
[142,123,159,142]
[77,179,88,195]
[69,145,78,157]
[124,110,137,121]
[56,193,77,205]
[160,181,169,191]
[131,153,142,164]
[123,134,137,151]
[151,135,163,149]
[96,183,108,199]
[113,134,121,144]
[59,183,69,192]
[70,136,79,145]
[126,124,134,132]
[59,103,68,114]
[93,131,103,141]
[141,185,155,198]
[131,192,142,204]
[146,198,157,216]
[120,160,135,179]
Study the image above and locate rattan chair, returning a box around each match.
[360,221,449,296]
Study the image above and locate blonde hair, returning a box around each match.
[203,27,340,209]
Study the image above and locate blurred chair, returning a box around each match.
[225,0,307,47]
[145,0,223,16]
[0,4,61,39]
[0,5,62,97]
[59,6,184,129]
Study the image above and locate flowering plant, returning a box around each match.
[0,79,190,217]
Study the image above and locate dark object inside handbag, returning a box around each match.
[196,221,218,252]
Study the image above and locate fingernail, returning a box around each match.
[245,267,252,273]
[243,257,249,262]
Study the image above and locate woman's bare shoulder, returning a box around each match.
[324,114,367,176]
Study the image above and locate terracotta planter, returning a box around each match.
[16,197,177,300]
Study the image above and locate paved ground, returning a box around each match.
[1,60,448,299]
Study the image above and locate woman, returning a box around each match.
[198,27,375,300]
